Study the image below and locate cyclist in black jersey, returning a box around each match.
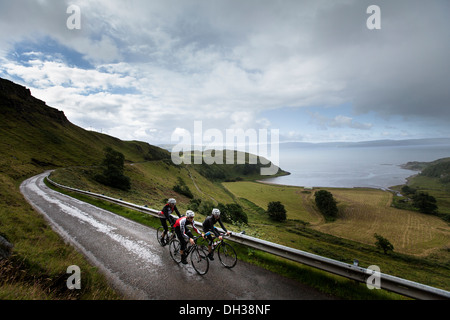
[202,208,231,260]
[159,198,181,246]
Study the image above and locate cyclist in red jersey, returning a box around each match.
[173,210,204,264]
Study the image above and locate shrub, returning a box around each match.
[412,192,438,214]
[401,185,416,195]
[314,190,338,219]
[374,234,394,254]
[267,201,287,222]
[172,177,193,199]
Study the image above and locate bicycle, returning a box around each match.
[204,231,237,269]
[157,225,176,247]
[169,236,209,275]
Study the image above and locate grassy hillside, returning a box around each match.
[0,78,170,179]
[0,77,287,299]
[0,77,172,299]
[395,158,450,218]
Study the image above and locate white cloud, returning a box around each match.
[1,0,449,144]
[309,112,372,131]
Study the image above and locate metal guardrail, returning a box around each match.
[46,174,450,300]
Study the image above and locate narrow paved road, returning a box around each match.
[20,171,334,300]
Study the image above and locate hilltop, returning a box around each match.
[0,78,170,180]
[402,157,450,182]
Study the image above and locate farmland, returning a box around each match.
[223,181,450,258]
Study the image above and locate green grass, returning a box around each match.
[0,173,121,300]
[43,157,450,298]
[46,177,402,300]
[48,165,450,297]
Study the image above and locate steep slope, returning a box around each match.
[0,77,170,180]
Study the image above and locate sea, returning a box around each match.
[262,141,450,190]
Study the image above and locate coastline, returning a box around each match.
[255,170,419,193]
[254,177,396,191]
[254,155,450,192]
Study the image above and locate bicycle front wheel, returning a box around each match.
[157,226,170,246]
[169,239,182,264]
[217,242,237,268]
[191,246,209,275]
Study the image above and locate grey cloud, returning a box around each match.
[1,0,449,143]
[309,112,372,130]
[310,0,450,120]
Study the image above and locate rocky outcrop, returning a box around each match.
[0,235,13,260]
[0,77,68,125]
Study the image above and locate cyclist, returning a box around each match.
[159,198,181,246]
[202,208,231,260]
[174,210,204,264]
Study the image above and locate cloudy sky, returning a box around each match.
[0,0,449,146]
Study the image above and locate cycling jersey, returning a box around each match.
[160,203,181,220]
[202,215,227,237]
[174,216,201,241]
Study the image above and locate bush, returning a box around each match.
[374,234,394,254]
[267,201,287,222]
[198,201,248,224]
[401,185,416,195]
[188,198,202,212]
[314,190,338,219]
[412,192,438,214]
[172,177,193,199]
[224,203,248,224]
[198,200,215,217]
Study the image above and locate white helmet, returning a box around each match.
[168,198,176,205]
[186,210,195,218]
[212,208,220,218]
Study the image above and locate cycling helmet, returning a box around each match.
[186,210,195,218]
[212,208,220,218]
[168,198,176,205]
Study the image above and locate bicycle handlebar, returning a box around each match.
[203,232,232,242]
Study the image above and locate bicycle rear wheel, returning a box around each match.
[217,242,237,268]
[191,246,209,275]
[169,239,182,263]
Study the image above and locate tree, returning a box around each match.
[224,203,248,224]
[374,234,394,254]
[172,177,193,199]
[412,192,438,214]
[95,147,131,190]
[198,200,215,217]
[216,203,247,224]
[401,185,416,196]
[267,201,287,222]
[314,190,338,219]
[197,201,248,224]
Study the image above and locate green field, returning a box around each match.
[223,181,450,256]
[49,163,450,294]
